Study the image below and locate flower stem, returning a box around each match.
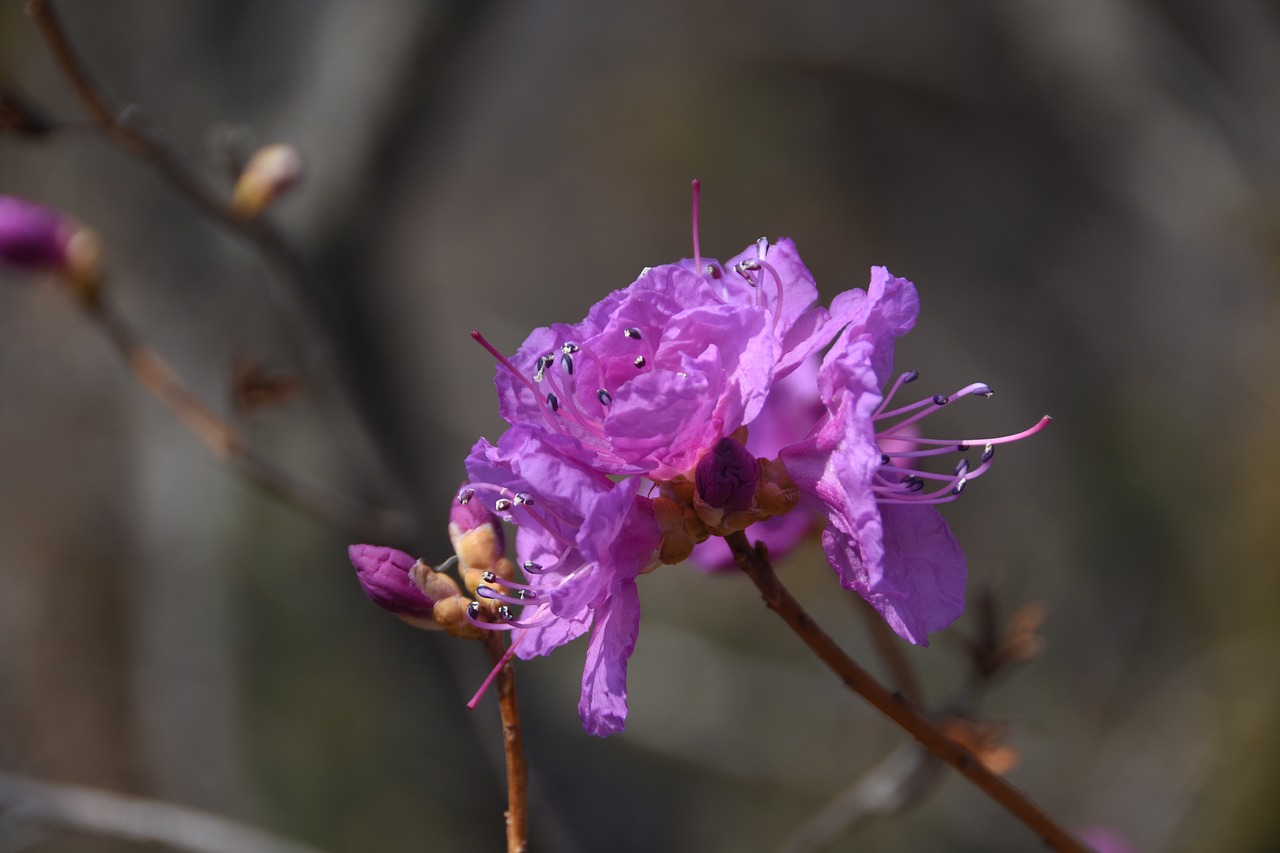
[724,531,1088,853]
[482,632,529,853]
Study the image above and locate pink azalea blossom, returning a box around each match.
[476,235,852,481]
[781,268,1049,643]
[458,427,660,736]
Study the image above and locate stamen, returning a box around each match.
[494,498,512,512]
[477,586,536,606]
[561,352,574,375]
[597,389,612,405]
[878,383,996,434]
[546,393,559,412]
[623,327,642,340]
[522,560,543,573]
[513,491,534,506]
[874,370,921,418]
[457,487,475,504]
[634,356,647,369]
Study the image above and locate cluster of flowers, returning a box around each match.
[350,193,1048,736]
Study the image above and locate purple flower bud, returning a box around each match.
[348,544,434,619]
[449,487,506,570]
[695,436,758,512]
[0,195,69,270]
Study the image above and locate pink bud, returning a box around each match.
[695,436,758,512]
[348,544,434,620]
[0,196,69,270]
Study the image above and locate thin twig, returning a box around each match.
[482,633,529,853]
[26,0,418,520]
[725,531,1088,853]
[77,283,411,541]
[0,770,326,853]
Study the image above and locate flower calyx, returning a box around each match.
[655,430,798,564]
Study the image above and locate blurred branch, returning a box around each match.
[0,770,326,853]
[725,531,1087,853]
[482,633,528,853]
[76,280,411,541]
[778,742,943,853]
[25,0,417,521]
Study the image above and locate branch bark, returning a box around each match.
[725,531,1087,853]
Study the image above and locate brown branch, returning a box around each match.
[482,633,529,853]
[0,770,325,853]
[25,0,417,519]
[725,531,1088,853]
[77,283,411,542]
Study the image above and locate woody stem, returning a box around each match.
[724,531,1088,853]
[482,632,529,853]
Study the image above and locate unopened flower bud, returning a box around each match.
[348,544,436,629]
[0,195,71,271]
[449,490,506,571]
[231,143,304,218]
[0,196,103,292]
[695,436,759,512]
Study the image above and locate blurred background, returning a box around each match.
[2,0,1279,850]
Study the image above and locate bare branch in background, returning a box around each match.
[0,771,327,853]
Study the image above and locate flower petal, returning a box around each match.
[578,579,641,737]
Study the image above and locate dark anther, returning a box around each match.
[520,589,536,600]
[494,498,513,512]
[881,454,891,465]
[623,327,641,339]
[457,487,475,504]
[482,571,497,583]
[597,389,612,405]
[952,477,968,496]
[498,605,514,622]
[706,264,722,279]
[547,392,560,412]
[634,356,647,369]
[561,343,580,355]
[956,443,969,451]
[975,385,994,397]
[467,601,481,618]
[955,459,970,476]
[933,394,950,406]
[522,560,542,572]
[561,353,574,375]
[738,259,761,271]
[981,443,995,463]
[903,370,920,383]
[514,491,533,505]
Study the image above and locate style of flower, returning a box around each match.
[458,427,660,736]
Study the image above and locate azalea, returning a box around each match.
[780,267,1049,643]
[457,427,660,736]
[354,184,1047,735]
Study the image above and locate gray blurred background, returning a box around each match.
[2,0,1279,850]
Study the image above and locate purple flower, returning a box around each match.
[0,196,70,270]
[780,268,1049,644]
[476,236,849,481]
[458,427,660,736]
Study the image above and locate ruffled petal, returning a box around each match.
[578,579,641,737]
